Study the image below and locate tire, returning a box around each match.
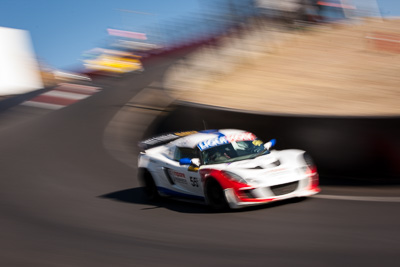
[140,169,159,201]
[205,178,229,210]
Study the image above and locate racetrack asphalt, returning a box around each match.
[0,54,399,266]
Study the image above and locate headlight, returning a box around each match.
[222,171,247,184]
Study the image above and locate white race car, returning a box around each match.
[138,129,320,209]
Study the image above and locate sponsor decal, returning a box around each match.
[252,140,263,146]
[225,132,256,143]
[198,132,256,151]
[167,169,187,184]
[198,136,229,151]
[190,177,199,187]
[174,131,197,137]
[266,168,285,173]
[174,177,187,184]
[172,171,185,178]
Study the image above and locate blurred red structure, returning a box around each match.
[367,32,400,53]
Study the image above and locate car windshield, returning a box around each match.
[201,139,266,165]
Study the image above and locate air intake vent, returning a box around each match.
[271,160,281,167]
[270,181,298,196]
[249,166,263,169]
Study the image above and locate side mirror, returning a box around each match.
[179,158,191,165]
[179,158,201,167]
[264,139,276,150]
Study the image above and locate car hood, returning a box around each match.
[202,152,302,186]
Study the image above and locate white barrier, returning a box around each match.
[0,27,43,96]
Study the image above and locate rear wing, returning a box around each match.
[138,131,198,150]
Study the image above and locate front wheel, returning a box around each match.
[205,179,229,210]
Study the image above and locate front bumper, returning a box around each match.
[224,186,320,209]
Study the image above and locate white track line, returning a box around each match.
[43,90,90,100]
[58,83,101,91]
[22,101,64,110]
[313,194,400,203]
[365,36,400,43]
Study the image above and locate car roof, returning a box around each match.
[171,129,248,149]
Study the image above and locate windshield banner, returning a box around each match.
[198,132,256,151]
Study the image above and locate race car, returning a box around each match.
[138,129,320,209]
[83,54,143,74]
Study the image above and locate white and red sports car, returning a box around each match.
[138,129,320,209]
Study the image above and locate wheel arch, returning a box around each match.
[203,175,229,210]
[138,167,153,186]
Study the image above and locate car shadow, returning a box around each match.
[99,187,310,214]
[99,187,212,214]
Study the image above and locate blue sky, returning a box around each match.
[376,0,400,16]
[0,0,204,71]
[0,0,399,71]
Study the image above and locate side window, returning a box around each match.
[163,145,176,160]
[174,147,198,161]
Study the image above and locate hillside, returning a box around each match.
[166,18,400,116]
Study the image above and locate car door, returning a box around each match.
[163,147,203,199]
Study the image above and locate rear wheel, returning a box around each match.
[205,179,229,210]
[140,169,159,201]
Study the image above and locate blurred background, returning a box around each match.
[0,0,399,115]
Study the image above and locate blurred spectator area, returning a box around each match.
[164,17,400,116]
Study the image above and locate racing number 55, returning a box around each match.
[190,177,199,187]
